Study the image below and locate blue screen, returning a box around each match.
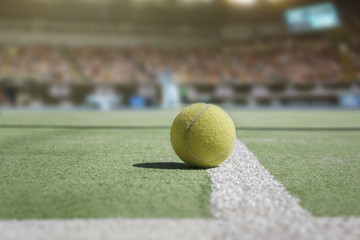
[285,2,341,33]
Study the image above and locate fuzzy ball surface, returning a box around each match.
[170,103,236,168]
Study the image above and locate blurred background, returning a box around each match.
[0,0,359,110]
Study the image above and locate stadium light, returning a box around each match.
[228,0,256,5]
[179,0,213,3]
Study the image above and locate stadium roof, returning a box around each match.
[0,0,357,26]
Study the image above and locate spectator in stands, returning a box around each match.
[1,37,351,86]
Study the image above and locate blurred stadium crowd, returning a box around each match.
[1,36,359,86]
[1,0,360,108]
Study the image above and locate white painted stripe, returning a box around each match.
[208,140,360,240]
[0,218,219,240]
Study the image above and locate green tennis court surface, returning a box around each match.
[0,110,359,219]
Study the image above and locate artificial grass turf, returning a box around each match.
[1,109,360,128]
[0,128,212,219]
[0,109,360,219]
[240,131,360,217]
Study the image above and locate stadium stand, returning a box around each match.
[0,0,359,108]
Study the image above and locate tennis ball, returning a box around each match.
[170,103,236,168]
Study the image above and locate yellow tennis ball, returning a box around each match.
[170,103,236,168]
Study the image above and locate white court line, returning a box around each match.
[208,140,360,240]
[0,140,359,240]
[0,218,219,240]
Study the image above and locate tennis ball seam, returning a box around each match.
[184,104,236,162]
